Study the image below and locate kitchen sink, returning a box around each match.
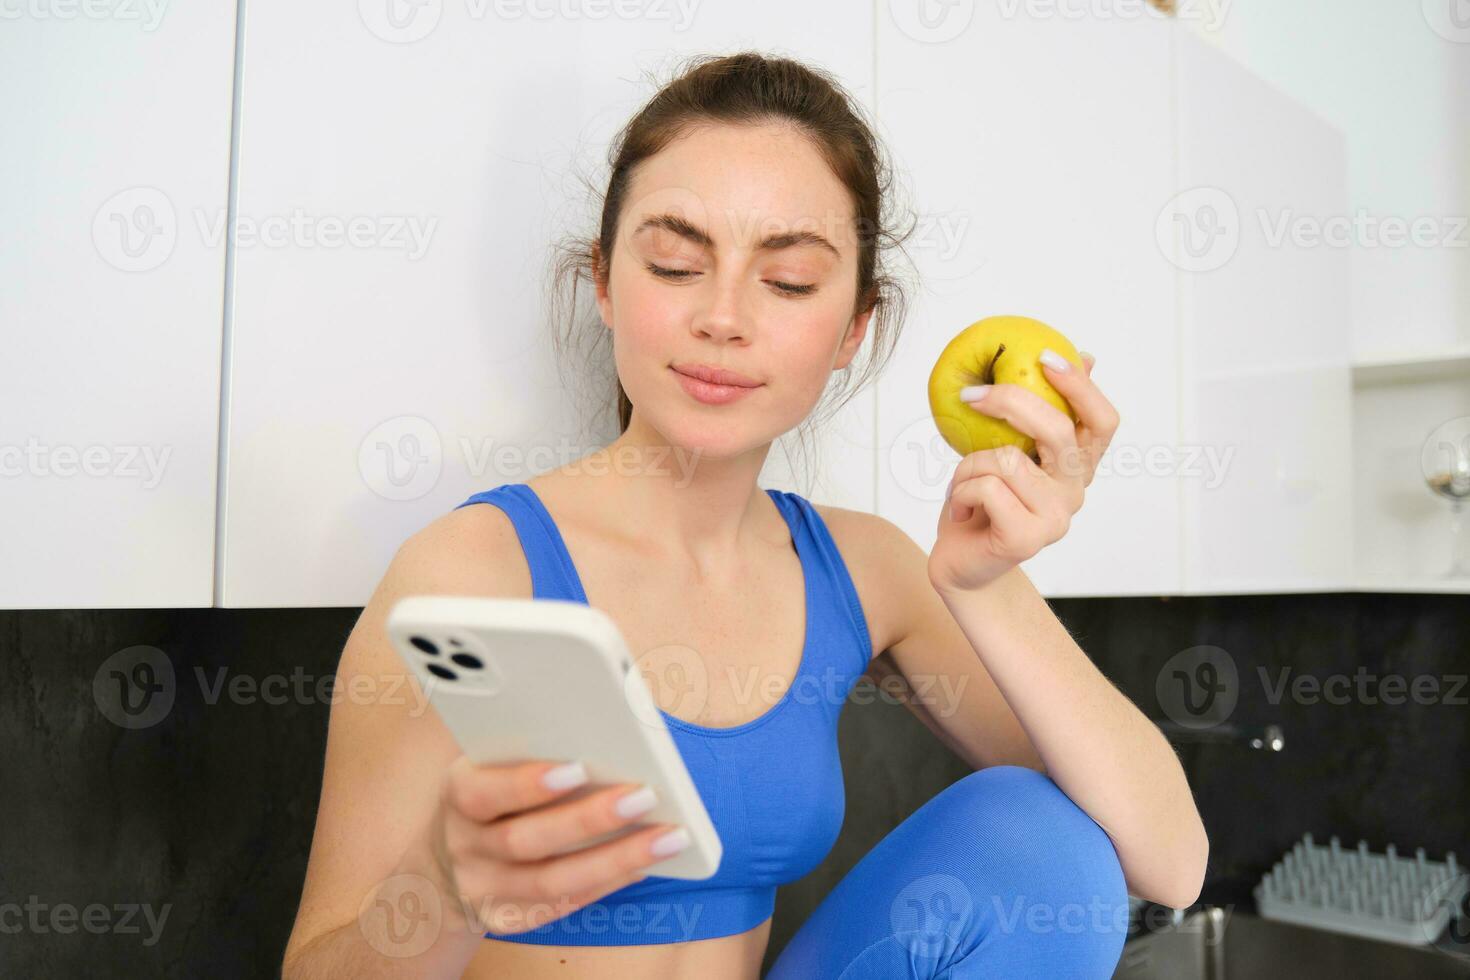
[1112,906,1470,979]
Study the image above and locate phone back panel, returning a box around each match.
[386,594,721,879]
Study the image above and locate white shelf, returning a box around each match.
[1356,576,1470,595]
[1351,344,1470,385]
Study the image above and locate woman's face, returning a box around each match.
[595,121,873,459]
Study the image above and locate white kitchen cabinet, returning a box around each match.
[219,4,875,606]
[4,4,1365,608]
[0,9,238,608]
[1172,32,1354,594]
[874,6,1183,596]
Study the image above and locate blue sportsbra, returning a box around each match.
[452,482,873,946]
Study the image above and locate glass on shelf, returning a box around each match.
[1421,416,1470,578]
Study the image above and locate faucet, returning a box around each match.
[1154,721,1285,751]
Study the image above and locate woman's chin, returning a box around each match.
[655,418,764,462]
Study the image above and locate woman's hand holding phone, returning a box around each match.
[415,755,692,936]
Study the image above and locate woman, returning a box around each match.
[282,51,1207,979]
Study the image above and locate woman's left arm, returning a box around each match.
[897,350,1207,910]
[932,563,1208,911]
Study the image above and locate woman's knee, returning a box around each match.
[865,767,1129,975]
[778,768,1129,979]
[930,766,1128,910]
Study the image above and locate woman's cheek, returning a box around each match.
[617,296,680,358]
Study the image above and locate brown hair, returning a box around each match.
[547,51,916,478]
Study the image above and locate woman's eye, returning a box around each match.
[646,262,696,281]
[645,262,816,298]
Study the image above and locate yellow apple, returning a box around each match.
[927,314,1083,459]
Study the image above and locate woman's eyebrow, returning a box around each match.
[632,212,840,258]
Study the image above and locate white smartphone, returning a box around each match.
[385,594,722,880]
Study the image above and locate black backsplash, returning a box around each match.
[3,592,1467,977]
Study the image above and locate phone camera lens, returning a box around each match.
[410,636,439,656]
[450,653,483,670]
[426,664,457,681]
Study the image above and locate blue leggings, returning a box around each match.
[766,766,1130,979]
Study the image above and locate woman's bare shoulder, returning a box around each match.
[809,502,924,663]
[392,497,534,600]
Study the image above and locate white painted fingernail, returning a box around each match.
[616,786,658,818]
[650,827,691,857]
[1040,348,1070,372]
[542,761,588,791]
[959,384,991,402]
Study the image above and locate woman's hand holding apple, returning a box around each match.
[926,344,1119,598]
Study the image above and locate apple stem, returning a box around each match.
[984,343,1006,384]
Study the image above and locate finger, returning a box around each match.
[1080,351,1095,376]
[500,822,687,900]
[474,783,659,863]
[952,476,1054,556]
[961,383,1079,475]
[445,756,590,824]
[947,447,1052,519]
[1038,348,1119,476]
[949,473,1029,529]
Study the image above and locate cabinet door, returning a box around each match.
[1172,33,1353,593]
[875,7,1181,596]
[0,10,237,608]
[220,4,874,606]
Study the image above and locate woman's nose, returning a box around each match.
[689,279,750,343]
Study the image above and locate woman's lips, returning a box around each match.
[671,366,762,405]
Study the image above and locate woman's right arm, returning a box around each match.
[280,506,682,979]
